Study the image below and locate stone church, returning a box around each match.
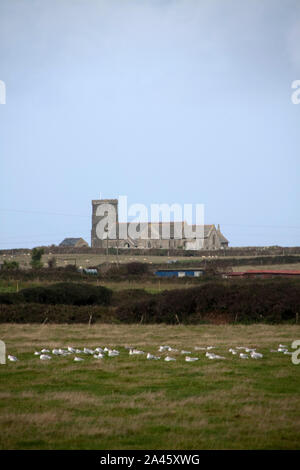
[91,198,229,250]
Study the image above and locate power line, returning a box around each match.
[219,223,300,229]
[1,209,299,229]
[0,209,90,218]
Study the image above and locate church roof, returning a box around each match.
[116,222,216,239]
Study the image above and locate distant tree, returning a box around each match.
[47,256,57,269]
[126,262,149,275]
[30,247,44,269]
[2,260,19,270]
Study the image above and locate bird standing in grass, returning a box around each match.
[250,351,263,359]
[147,353,160,360]
[40,354,51,361]
[240,353,249,359]
[8,355,18,362]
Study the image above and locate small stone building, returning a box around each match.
[59,237,89,248]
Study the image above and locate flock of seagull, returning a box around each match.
[6,343,293,363]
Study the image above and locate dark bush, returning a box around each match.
[47,257,57,269]
[0,282,112,306]
[112,289,153,307]
[30,247,44,269]
[0,267,98,282]
[116,280,300,324]
[1,279,300,324]
[0,303,117,323]
[125,262,149,275]
[2,260,19,270]
[0,293,20,305]
[64,264,78,272]
[104,262,150,280]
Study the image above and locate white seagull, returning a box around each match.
[185,356,198,362]
[250,351,263,359]
[83,348,94,355]
[164,356,176,362]
[239,353,249,359]
[8,355,18,362]
[40,354,51,360]
[129,349,144,355]
[206,353,225,360]
[108,350,119,357]
[74,357,84,362]
[158,346,170,352]
[181,350,191,355]
[147,353,160,360]
[93,354,103,359]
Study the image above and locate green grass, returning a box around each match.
[2,251,300,270]
[0,324,300,449]
[0,280,47,293]
[0,278,196,294]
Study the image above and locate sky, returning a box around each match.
[0,0,300,249]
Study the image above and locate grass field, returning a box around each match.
[0,278,197,295]
[1,323,300,449]
[1,252,212,268]
[2,251,300,271]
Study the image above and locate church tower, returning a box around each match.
[91,198,118,248]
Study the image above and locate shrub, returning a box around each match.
[0,266,96,282]
[105,262,149,280]
[2,260,19,270]
[47,257,57,269]
[0,303,117,323]
[116,280,300,324]
[0,282,112,306]
[30,247,44,269]
[125,262,149,275]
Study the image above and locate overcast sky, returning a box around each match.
[0,0,299,248]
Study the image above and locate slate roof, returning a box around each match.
[59,238,86,247]
[116,223,218,239]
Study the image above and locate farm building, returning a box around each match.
[59,238,89,248]
[78,267,98,275]
[155,268,205,278]
[224,270,300,279]
[91,198,229,250]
